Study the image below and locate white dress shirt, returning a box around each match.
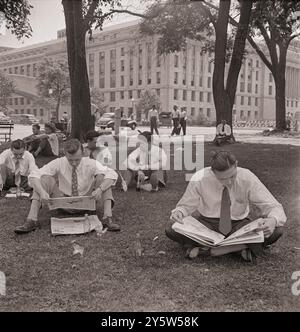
[47,133,59,156]
[0,149,38,179]
[124,145,167,171]
[29,156,118,196]
[173,167,287,227]
[216,123,231,136]
[148,109,159,121]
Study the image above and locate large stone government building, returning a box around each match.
[0,20,299,123]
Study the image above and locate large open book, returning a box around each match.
[172,216,264,247]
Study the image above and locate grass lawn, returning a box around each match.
[0,142,299,311]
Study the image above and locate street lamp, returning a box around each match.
[48,88,53,122]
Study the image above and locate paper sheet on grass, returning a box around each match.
[51,214,102,235]
[5,193,30,198]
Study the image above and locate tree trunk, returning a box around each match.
[212,0,253,138]
[62,0,93,141]
[55,94,61,122]
[213,0,231,126]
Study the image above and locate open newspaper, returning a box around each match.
[172,216,264,247]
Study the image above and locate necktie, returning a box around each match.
[219,186,232,236]
[71,166,79,196]
[14,159,21,188]
[222,124,225,132]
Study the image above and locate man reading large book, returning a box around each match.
[166,151,286,262]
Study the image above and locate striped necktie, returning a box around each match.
[71,166,79,196]
[14,159,21,188]
[219,186,232,236]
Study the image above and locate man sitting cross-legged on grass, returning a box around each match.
[122,131,167,192]
[166,151,287,262]
[0,139,38,194]
[15,138,120,234]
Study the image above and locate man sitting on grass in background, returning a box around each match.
[23,124,42,152]
[29,122,59,158]
[83,130,113,167]
[213,120,232,146]
[166,151,286,262]
[122,131,167,192]
[14,138,120,234]
[0,139,38,194]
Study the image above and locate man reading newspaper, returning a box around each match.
[166,151,286,262]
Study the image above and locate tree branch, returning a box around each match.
[246,35,273,72]
[84,0,100,31]
[198,1,216,29]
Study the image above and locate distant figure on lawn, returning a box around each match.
[148,105,159,135]
[213,120,232,146]
[27,122,59,158]
[179,107,187,136]
[0,139,38,193]
[166,151,286,262]
[122,131,167,192]
[171,105,181,136]
[15,138,120,234]
[84,130,113,167]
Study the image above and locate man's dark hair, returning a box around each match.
[32,124,40,130]
[44,122,56,133]
[11,139,25,150]
[85,130,100,142]
[64,138,83,154]
[210,151,236,171]
[138,130,152,144]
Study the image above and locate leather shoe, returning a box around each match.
[102,217,120,232]
[15,219,40,234]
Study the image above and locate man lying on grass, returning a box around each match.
[166,151,286,262]
[15,138,120,234]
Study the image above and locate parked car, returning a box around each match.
[0,111,13,124]
[158,111,172,128]
[97,112,137,130]
[9,114,39,125]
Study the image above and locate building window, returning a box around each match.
[110,107,115,112]
[9,68,12,74]
[255,97,258,106]
[8,98,12,105]
[156,72,161,84]
[240,110,244,119]
[40,109,44,116]
[255,111,258,119]
[256,60,259,68]
[15,110,18,114]
[156,53,161,67]
[99,77,105,89]
[183,90,187,101]
[269,73,273,82]
[33,109,37,116]
[120,91,124,99]
[248,97,251,106]
[207,108,211,118]
[296,101,298,108]
[256,71,259,80]
[191,75,195,86]
[147,73,151,85]
[14,67,18,74]
[207,92,211,103]
[182,75,186,85]
[20,109,24,114]
[110,92,116,102]
[14,98,18,105]
[199,91,203,102]
[174,72,178,84]
[199,108,203,114]
[27,98,30,105]
[291,100,294,107]
[247,110,251,119]
[241,96,244,105]
[207,76,211,88]
[138,72,142,85]
[32,64,37,77]
[268,86,272,95]
[208,61,212,73]
[255,84,258,94]
[174,89,178,100]
[121,60,125,71]
[130,72,133,86]
[191,107,195,116]
[137,90,141,98]
[191,91,195,101]
[20,66,24,75]
[240,82,245,92]
[27,109,31,114]
[121,47,125,56]
[20,97,24,105]
[129,90,133,99]
[247,83,252,93]
[287,100,289,107]
[174,54,179,68]
[120,76,124,87]
[156,89,160,96]
[110,75,116,88]
[199,76,203,87]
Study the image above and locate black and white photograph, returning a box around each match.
[0,0,299,315]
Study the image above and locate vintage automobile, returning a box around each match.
[97,112,137,130]
[0,111,13,124]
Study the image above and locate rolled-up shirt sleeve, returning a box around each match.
[28,158,60,184]
[172,173,202,217]
[249,173,287,227]
[94,160,118,184]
